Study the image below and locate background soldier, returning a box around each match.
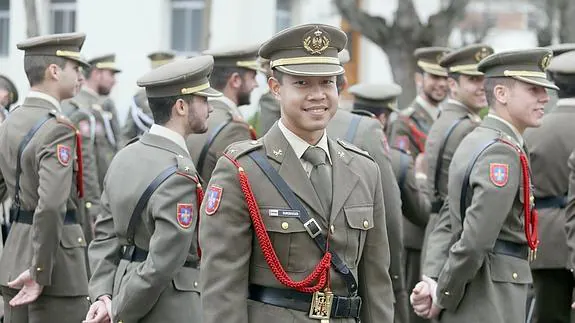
[120,51,176,146]
[411,49,556,322]
[186,44,259,182]
[257,57,281,136]
[526,50,575,323]
[200,23,394,323]
[0,75,18,122]
[0,32,90,323]
[86,55,220,323]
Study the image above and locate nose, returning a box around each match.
[307,84,327,101]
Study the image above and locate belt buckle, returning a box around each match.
[303,218,322,238]
[309,290,333,321]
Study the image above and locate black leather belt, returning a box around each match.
[121,245,198,268]
[248,284,362,319]
[431,199,444,213]
[10,209,77,225]
[534,196,567,209]
[493,239,529,260]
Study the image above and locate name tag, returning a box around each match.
[268,209,300,218]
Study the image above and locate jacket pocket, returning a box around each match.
[173,266,200,292]
[489,252,532,284]
[60,224,87,248]
[344,205,374,267]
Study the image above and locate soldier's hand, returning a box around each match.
[410,280,432,317]
[7,269,43,306]
[421,275,442,319]
[84,295,112,323]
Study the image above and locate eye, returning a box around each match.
[293,80,307,86]
[322,79,335,85]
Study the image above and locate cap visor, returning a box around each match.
[194,87,223,98]
[68,57,91,69]
[421,67,448,77]
[275,64,344,77]
[512,75,559,91]
[457,70,484,76]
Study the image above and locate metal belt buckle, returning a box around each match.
[303,218,322,238]
[309,290,333,320]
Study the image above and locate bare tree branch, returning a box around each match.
[333,0,390,45]
[424,0,472,45]
[559,0,575,42]
[395,0,421,33]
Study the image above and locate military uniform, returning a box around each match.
[88,54,122,143]
[88,55,221,322]
[421,44,492,277]
[258,91,281,136]
[200,24,394,323]
[186,45,259,183]
[433,49,557,322]
[526,50,575,323]
[120,51,176,147]
[0,33,91,323]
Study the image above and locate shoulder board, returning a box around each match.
[466,113,482,124]
[175,154,199,183]
[225,139,263,159]
[49,110,77,132]
[337,139,374,161]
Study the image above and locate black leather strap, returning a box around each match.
[248,151,358,296]
[344,115,361,143]
[197,119,231,175]
[534,196,567,209]
[10,209,77,225]
[433,116,468,203]
[248,284,362,318]
[460,139,499,223]
[493,239,529,260]
[121,244,199,268]
[126,165,178,245]
[398,151,409,189]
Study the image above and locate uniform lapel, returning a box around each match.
[328,139,359,224]
[263,124,325,220]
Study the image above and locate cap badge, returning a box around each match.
[540,53,552,70]
[303,27,330,55]
[475,47,491,62]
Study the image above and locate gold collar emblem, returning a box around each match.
[303,27,330,55]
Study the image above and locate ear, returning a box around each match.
[268,77,281,101]
[447,77,458,94]
[45,64,60,81]
[174,98,187,117]
[229,72,242,90]
[493,84,508,105]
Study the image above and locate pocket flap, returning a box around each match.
[60,224,87,248]
[173,267,200,292]
[489,253,532,284]
[344,205,374,230]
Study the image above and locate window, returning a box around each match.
[276,0,292,32]
[0,0,9,56]
[50,0,76,34]
[171,0,205,54]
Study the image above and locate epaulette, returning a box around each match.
[337,139,374,161]
[175,154,199,183]
[225,139,263,159]
[50,110,78,132]
[466,112,482,124]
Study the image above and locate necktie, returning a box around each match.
[302,146,332,217]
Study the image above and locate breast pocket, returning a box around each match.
[488,252,532,284]
[257,208,313,273]
[343,205,374,267]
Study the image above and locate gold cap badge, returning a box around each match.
[303,27,330,55]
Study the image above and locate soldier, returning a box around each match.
[0,75,18,122]
[85,55,221,323]
[200,23,394,323]
[411,49,556,322]
[120,51,176,146]
[77,54,121,189]
[185,44,259,182]
[0,32,91,323]
[421,44,493,276]
[388,47,451,158]
[87,54,122,140]
[332,81,431,323]
[258,57,282,136]
[526,50,575,323]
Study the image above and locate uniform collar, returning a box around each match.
[486,113,524,147]
[82,86,100,99]
[416,95,440,120]
[278,118,332,165]
[27,91,61,112]
[148,124,190,157]
[209,95,242,118]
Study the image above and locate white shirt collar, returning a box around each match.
[148,124,190,157]
[278,119,332,164]
[557,98,575,107]
[416,95,440,120]
[209,96,242,117]
[27,91,61,112]
[487,113,524,147]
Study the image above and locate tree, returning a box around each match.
[533,0,575,46]
[334,0,472,106]
[23,0,40,38]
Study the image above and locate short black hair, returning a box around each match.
[484,77,517,107]
[550,72,575,98]
[336,74,346,92]
[147,94,193,125]
[23,56,68,86]
[210,66,251,91]
[448,72,461,82]
[272,69,285,84]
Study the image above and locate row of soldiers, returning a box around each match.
[0,21,574,323]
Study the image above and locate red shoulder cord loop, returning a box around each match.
[401,116,427,152]
[497,139,539,251]
[74,130,84,199]
[224,153,331,293]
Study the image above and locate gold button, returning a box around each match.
[194,281,199,287]
[330,225,335,234]
[177,155,184,158]
[363,220,369,228]
[444,291,450,296]
[86,296,91,301]
[36,267,42,272]
[85,202,92,209]
[251,140,259,145]
[530,196,535,203]
[512,272,518,280]
[78,237,83,243]
[281,222,289,230]
[393,275,399,279]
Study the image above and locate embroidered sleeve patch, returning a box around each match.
[205,185,223,215]
[394,135,409,151]
[489,163,509,187]
[57,144,72,166]
[177,203,194,228]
